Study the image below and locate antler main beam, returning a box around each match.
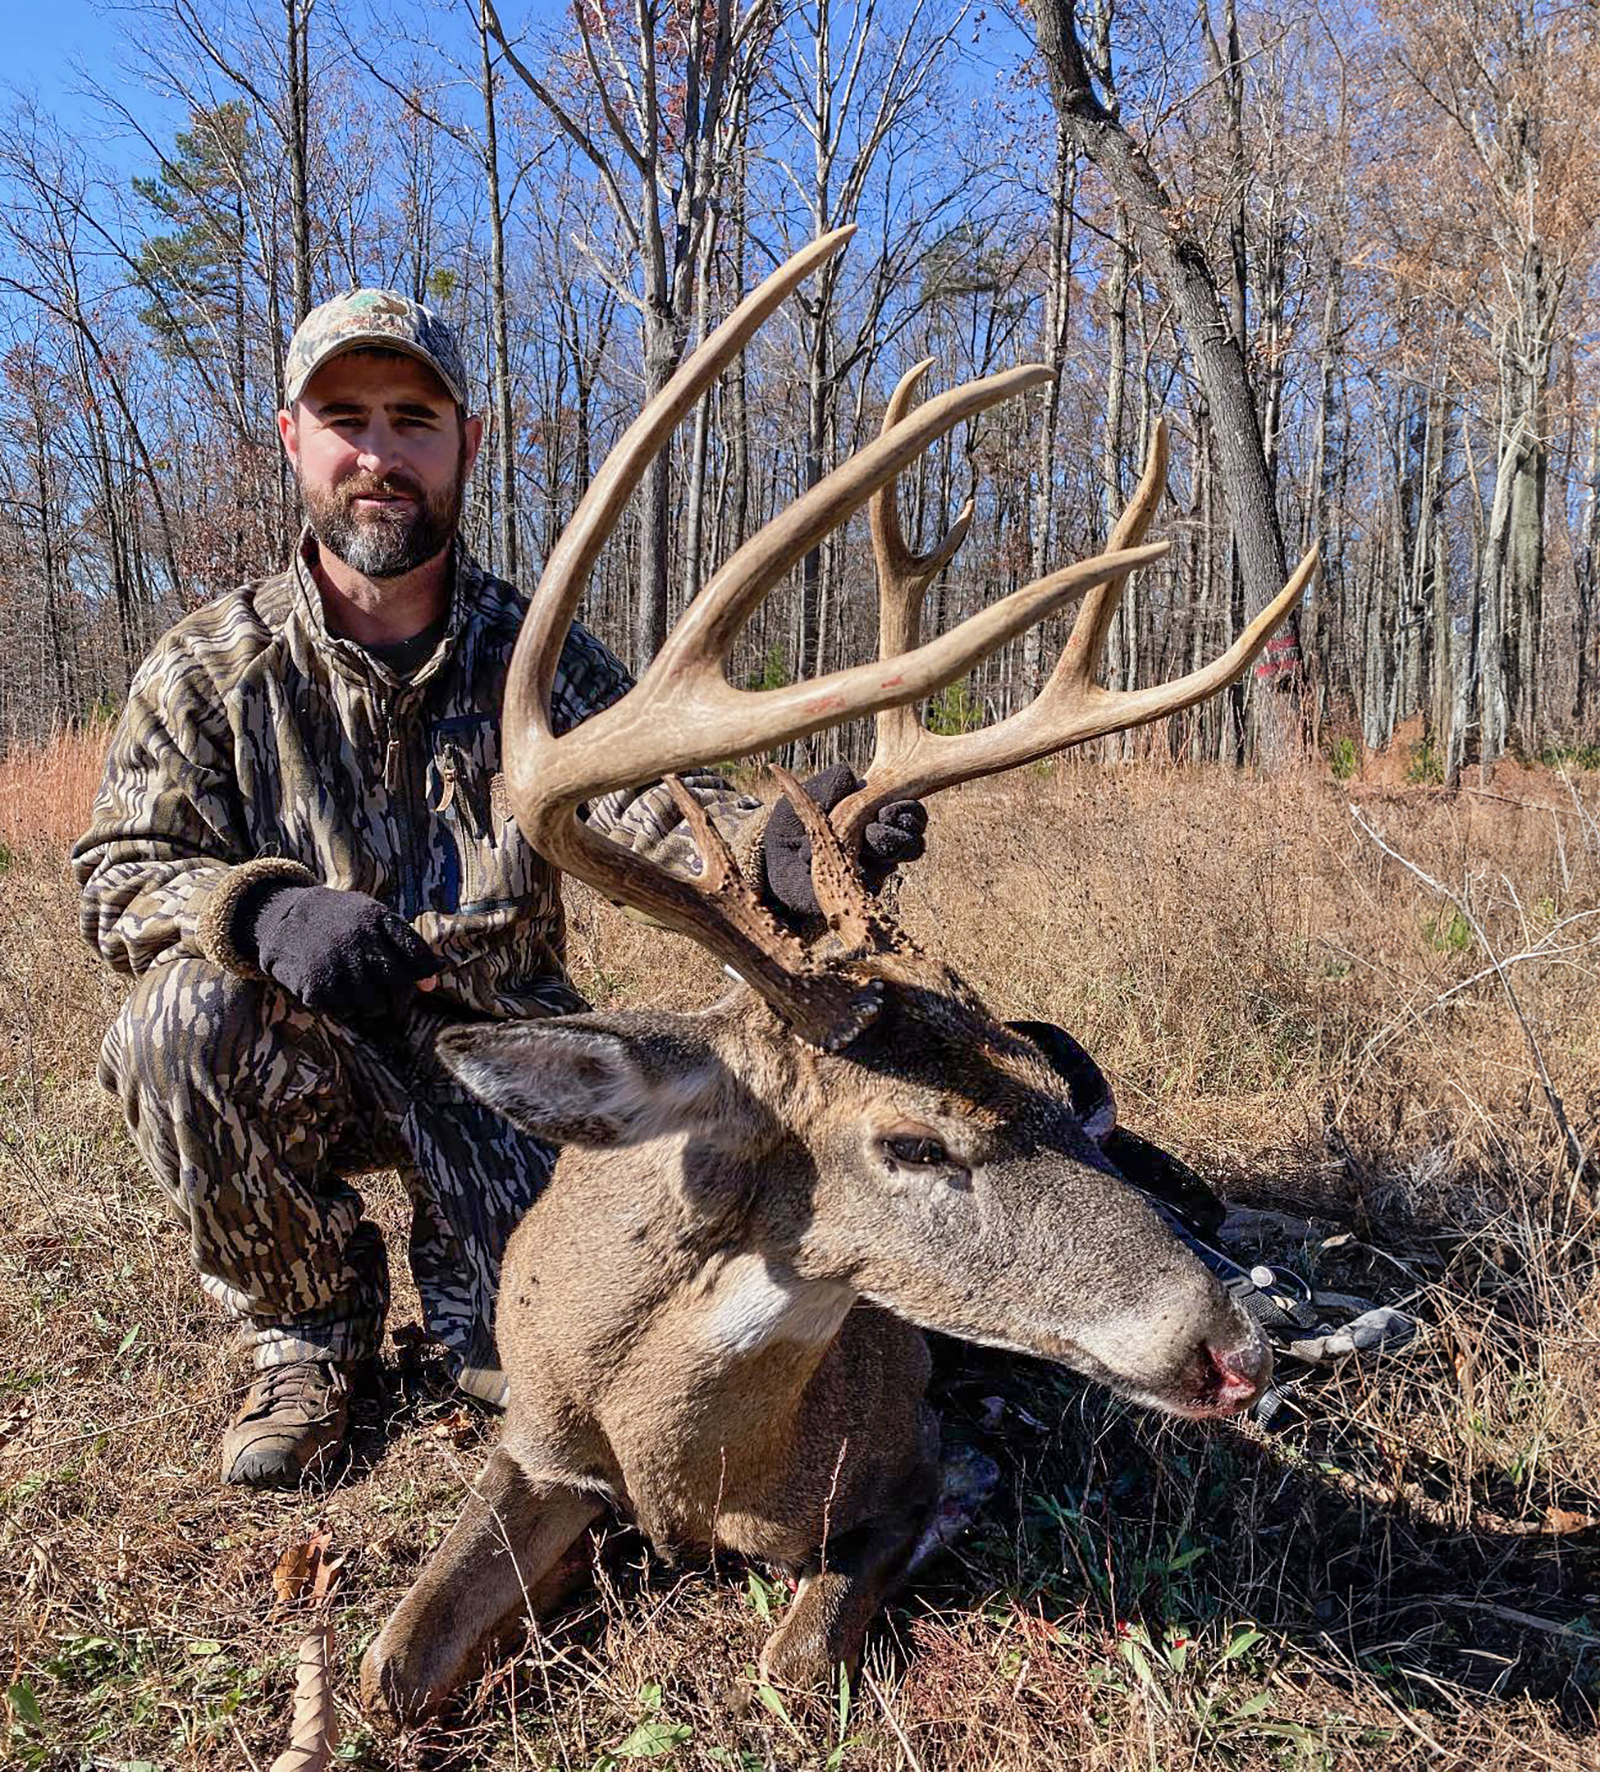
[831,381,1318,850]
[501,229,1166,1048]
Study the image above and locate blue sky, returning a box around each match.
[9,0,175,164]
[6,0,1042,213]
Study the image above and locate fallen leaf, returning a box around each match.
[272,1528,344,1608]
[269,1619,338,1772]
[428,1406,477,1446]
[0,1399,36,1453]
[1544,1507,1599,1535]
[24,1542,60,1597]
[311,1546,344,1604]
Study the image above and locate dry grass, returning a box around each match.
[2,739,1598,1770]
[0,721,114,863]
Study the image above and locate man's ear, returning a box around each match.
[437,1016,730,1148]
[277,406,299,469]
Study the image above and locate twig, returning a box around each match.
[1241,1416,1599,1539]
[1346,915,1600,1089]
[1402,1595,1600,1644]
[818,1435,849,1575]
[1457,786,1563,815]
[1349,804,1592,1196]
[1555,762,1600,860]
[1426,920,1600,1008]
[862,1665,926,1772]
[229,1716,264,1772]
[13,1397,209,1455]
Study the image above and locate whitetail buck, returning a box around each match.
[360,228,1315,1724]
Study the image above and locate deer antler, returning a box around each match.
[829,372,1318,850]
[502,229,1166,1049]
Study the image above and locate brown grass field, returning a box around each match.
[2,726,1598,1770]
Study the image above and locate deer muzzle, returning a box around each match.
[1185,1330,1273,1418]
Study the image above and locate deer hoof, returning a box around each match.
[758,1615,853,1694]
[359,1629,446,1733]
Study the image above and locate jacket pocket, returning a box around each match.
[426,714,539,912]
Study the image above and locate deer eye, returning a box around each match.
[883,1134,950,1168]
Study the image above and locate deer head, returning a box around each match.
[445,226,1315,1420]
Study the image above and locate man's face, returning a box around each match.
[277,351,483,579]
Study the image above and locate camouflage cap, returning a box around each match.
[284,289,471,408]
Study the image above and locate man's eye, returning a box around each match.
[884,1134,950,1167]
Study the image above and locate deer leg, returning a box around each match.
[757,1506,929,1692]
[361,1445,604,1728]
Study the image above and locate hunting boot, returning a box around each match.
[220,1359,353,1487]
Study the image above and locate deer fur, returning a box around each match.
[360,954,1268,1724]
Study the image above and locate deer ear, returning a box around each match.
[437,1017,723,1148]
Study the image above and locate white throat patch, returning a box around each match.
[699,1254,855,1358]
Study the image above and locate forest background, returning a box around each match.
[4,0,1600,777]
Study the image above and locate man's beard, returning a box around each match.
[301,448,466,579]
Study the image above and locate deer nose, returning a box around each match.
[1204,1334,1271,1411]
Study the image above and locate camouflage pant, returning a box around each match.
[97,957,557,1404]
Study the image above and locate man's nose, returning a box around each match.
[354,421,404,476]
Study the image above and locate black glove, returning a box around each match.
[762,762,928,921]
[244,884,437,1020]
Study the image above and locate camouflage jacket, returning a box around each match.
[72,534,762,1020]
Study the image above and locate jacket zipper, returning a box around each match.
[381,691,423,917]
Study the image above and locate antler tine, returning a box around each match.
[648,362,1054,681]
[1056,418,1171,687]
[870,359,976,765]
[768,766,912,956]
[504,225,859,753]
[513,355,1164,817]
[832,415,1315,850]
[872,359,976,652]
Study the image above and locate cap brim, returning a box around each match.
[287,333,467,407]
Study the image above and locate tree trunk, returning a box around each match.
[1025,132,1075,697]
[1031,0,1294,641]
[637,314,678,663]
[1101,206,1131,698]
[284,0,313,326]
[678,224,718,617]
[1576,413,1599,729]
[1307,242,1346,732]
[479,1,517,582]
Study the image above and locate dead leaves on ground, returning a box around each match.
[268,1528,344,1772]
[271,1526,344,1609]
[271,1620,338,1772]
[427,1404,479,1446]
[0,1395,36,1452]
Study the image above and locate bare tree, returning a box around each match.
[1029,0,1296,674]
[486,0,771,661]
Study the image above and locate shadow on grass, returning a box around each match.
[337,1332,501,1489]
[917,1335,1599,1724]
[343,1317,1597,1772]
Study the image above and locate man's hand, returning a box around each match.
[244,884,438,1019]
[762,762,927,922]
